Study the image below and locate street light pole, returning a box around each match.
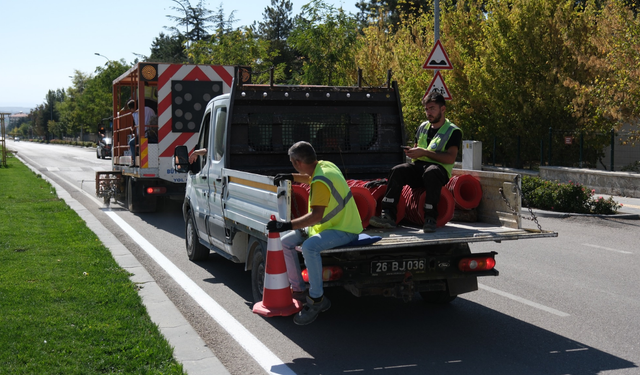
[94,52,111,64]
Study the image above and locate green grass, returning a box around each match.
[0,155,184,374]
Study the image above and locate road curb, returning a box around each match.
[15,154,231,375]
[532,209,640,220]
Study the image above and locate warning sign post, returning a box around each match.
[422,40,453,70]
[423,71,452,101]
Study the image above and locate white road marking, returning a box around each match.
[104,211,296,375]
[583,243,633,255]
[42,165,295,375]
[479,284,570,317]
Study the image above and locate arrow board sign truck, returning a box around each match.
[422,39,453,70]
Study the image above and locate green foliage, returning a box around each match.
[189,27,282,84]
[149,32,189,63]
[288,0,359,85]
[256,0,298,82]
[521,175,621,214]
[0,157,184,374]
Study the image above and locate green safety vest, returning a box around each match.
[413,119,462,178]
[308,161,363,236]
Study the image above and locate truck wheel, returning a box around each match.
[186,213,209,261]
[126,177,157,213]
[249,237,266,303]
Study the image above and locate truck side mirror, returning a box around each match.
[174,146,190,173]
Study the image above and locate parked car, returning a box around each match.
[96,137,112,159]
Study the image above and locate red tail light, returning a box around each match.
[146,187,167,195]
[458,257,496,272]
[302,266,343,282]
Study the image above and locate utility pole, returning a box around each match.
[434,0,440,79]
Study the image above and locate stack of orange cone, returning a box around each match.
[252,219,303,317]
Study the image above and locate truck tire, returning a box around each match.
[249,237,267,303]
[126,177,157,213]
[186,213,209,261]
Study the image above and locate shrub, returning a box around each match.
[521,175,621,214]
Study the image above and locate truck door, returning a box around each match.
[206,105,228,246]
[192,109,213,233]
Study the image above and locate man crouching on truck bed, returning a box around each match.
[369,91,462,233]
[267,141,363,325]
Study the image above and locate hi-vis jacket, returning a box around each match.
[413,119,462,178]
[308,161,363,236]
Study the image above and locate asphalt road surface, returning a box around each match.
[8,140,640,375]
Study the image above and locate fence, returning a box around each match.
[483,127,640,172]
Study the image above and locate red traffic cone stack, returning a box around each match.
[253,216,303,317]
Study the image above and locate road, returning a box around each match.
[8,140,640,374]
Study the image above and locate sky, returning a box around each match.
[0,0,360,110]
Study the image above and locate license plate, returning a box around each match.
[371,258,426,276]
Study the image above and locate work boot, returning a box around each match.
[291,289,309,302]
[423,216,437,233]
[369,211,397,229]
[294,295,331,325]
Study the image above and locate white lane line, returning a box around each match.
[478,284,570,317]
[583,243,633,255]
[104,211,296,375]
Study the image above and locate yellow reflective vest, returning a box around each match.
[308,161,363,236]
[413,119,462,178]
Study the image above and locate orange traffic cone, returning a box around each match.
[252,218,303,317]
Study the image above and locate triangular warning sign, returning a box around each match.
[423,71,452,100]
[422,40,453,70]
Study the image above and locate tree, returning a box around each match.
[166,0,217,43]
[148,32,189,63]
[257,0,294,41]
[188,26,278,83]
[57,62,129,140]
[566,0,640,145]
[256,0,297,82]
[356,0,431,27]
[288,0,359,85]
[211,3,238,38]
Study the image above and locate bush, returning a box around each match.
[521,175,621,214]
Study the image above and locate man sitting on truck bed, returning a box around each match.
[369,91,462,233]
[267,141,363,325]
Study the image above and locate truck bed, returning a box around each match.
[223,167,558,256]
[326,222,557,254]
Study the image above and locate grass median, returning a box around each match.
[0,155,185,374]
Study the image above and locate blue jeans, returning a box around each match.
[281,229,358,299]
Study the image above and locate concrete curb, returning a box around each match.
[15,154,230,375]
[532,209,640,220]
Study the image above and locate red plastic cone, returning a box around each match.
[252,219,303,317]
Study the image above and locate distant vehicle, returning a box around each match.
[14,136,20,141]
[96,137,112,159]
